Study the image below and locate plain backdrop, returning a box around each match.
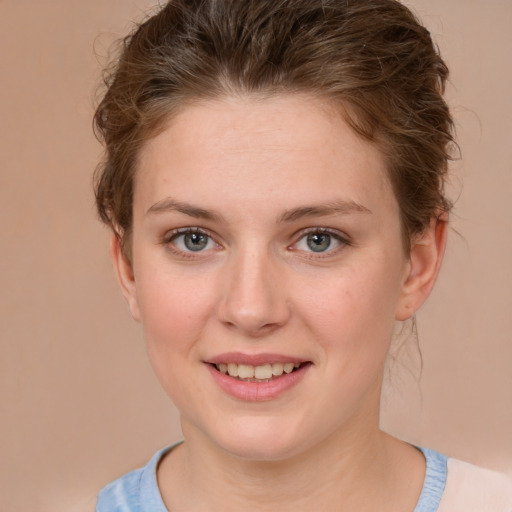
[1,1,511,511]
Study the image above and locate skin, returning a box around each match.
[112,94,447,511]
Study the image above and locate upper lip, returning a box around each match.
[206,352,308,366]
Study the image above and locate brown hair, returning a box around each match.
[94,0,454,256]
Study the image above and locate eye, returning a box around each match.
[168,229,216,253]
[305,232,332,252]
[293,229,348,254]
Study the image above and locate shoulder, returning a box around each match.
[415,447,512,512]
[95,446,173,512]
[438,458,512,512]
[96,466,145,512]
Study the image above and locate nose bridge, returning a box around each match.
[217,240,289,335]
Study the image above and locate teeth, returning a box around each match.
[271,363,284,376]
[215,362,302,380]
[237,364,255,379]
[254,364,273,379]
[283,363,294,374]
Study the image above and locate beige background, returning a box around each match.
[0,1,511,511]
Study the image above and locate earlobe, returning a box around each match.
[395,215,448,321]
[110,234,141,322]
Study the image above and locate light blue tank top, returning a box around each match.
[96,444,447,511]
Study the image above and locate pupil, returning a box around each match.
[307,233,331,252]
[184,233,208,251]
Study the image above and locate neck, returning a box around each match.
[158,404,425,511]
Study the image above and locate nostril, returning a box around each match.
[219,317,285,338]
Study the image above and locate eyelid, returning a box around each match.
[163,226,222,256]
[161,226,351,258]
[164,226,215,242]
[289,227,351,254]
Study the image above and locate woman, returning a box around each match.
[94,0,511,510]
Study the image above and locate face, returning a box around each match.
[113,94,443,461]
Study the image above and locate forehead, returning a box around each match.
[134,94,396,219]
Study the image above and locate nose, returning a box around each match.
[216,245,291,337]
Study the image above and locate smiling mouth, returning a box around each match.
[212,362,308,382]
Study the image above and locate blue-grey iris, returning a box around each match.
[307,233,331,252]
[184,233,209,251]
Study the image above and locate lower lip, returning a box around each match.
[206,363,311,401]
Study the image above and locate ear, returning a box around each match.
[110,234,141,322]
[395,215,448,321]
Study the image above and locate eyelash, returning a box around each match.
[290,228,351,258]
[162,227,351,258]
[163,227,220,259]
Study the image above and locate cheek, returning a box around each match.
[292,252,406,389]
[294,264,402,415]
[135,270,219,412]
[297,261,402,341]
[135,266,217,360]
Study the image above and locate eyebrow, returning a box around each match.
[146,198,225,222]
[146,197,371,223]
[277,200,372,223]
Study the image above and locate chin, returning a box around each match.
[206,416,314,462]
[221,437,302,462]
